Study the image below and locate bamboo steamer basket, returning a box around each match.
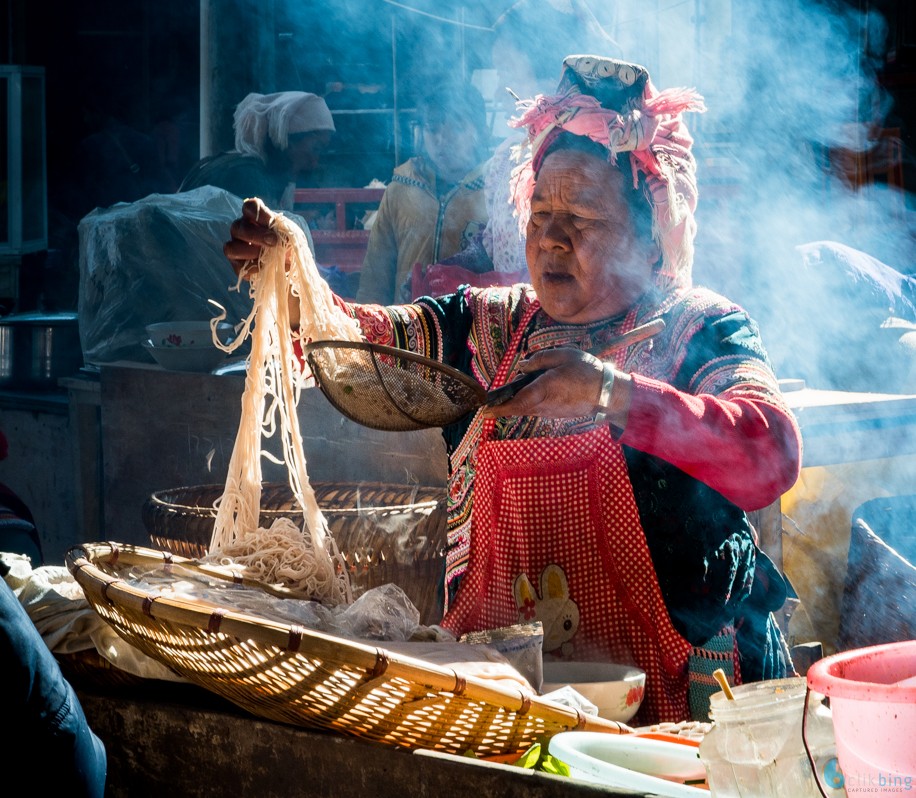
[142,482,447,625]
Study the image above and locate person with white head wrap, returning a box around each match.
[233,91,335,159]
[179,91,335,210]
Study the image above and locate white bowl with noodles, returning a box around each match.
[541,661,646,724]
[145,321,234,349]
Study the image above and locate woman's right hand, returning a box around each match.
[223,197,282,281]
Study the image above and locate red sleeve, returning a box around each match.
[619,373,802,511]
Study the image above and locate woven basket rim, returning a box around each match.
[66,542,626,752]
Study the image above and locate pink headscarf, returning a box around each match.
[509,55,706,290]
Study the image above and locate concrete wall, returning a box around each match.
[0,392,79,564]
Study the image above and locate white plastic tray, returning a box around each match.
[548,731,709,797]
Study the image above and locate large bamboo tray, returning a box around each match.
[66,543,627,756]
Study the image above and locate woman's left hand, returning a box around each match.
[482,347,629,422]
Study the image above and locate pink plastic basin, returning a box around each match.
[807,640,916,793]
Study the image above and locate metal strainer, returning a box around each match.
[303,340,488,431]
[303,319,665,433]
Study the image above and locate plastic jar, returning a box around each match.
[698,676,844,797]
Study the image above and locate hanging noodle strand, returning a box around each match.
[207,210,362,604]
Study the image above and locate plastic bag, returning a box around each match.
[335,582,421,641]
[539,685,599,716]
[127,565,422,643]
[77,186,312,364]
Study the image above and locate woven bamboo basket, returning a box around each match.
[66,543,626,756]
[142,482,447,625]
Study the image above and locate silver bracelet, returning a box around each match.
[593,362,615,424]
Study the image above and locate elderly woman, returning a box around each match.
[224,56,802,725]
[179,91,335,210]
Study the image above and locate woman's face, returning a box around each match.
[525,148,659,324]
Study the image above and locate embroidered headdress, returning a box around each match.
[510,55,706,289]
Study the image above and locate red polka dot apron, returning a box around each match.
[441,308,693,725]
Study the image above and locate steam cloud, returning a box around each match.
[605,0,913,389]
[293,0,912,389]
[288,1,916,655]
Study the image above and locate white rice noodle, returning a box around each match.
[207,212,362,604]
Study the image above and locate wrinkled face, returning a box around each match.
[525,148,659,324]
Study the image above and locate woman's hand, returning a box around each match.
[481,347,632,426]
[224,197,302,327]
[223,197,283,281]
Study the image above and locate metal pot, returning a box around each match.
[0,311,83,388]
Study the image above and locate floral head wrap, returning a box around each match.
[509,55,706,290]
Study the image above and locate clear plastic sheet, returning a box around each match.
[126,563,422,642]
[539,685,599,716]
[76,186,312,365]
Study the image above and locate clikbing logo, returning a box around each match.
[822,757,845,790]
[837,758,915,795]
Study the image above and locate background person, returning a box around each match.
[0,572,107,798]
[0,436,106,798]
[224,55,801,726]
[0,431,43,566]
[416,0,620,294]
[355,81,491,304]
[179,91,336,211]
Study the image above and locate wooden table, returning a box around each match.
[76,678,639,798]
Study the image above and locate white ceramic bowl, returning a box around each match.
[541,661,646,723]
[145,321,234,349]
[142,340,228,373]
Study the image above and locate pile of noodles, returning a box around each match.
[208,211,362,604]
